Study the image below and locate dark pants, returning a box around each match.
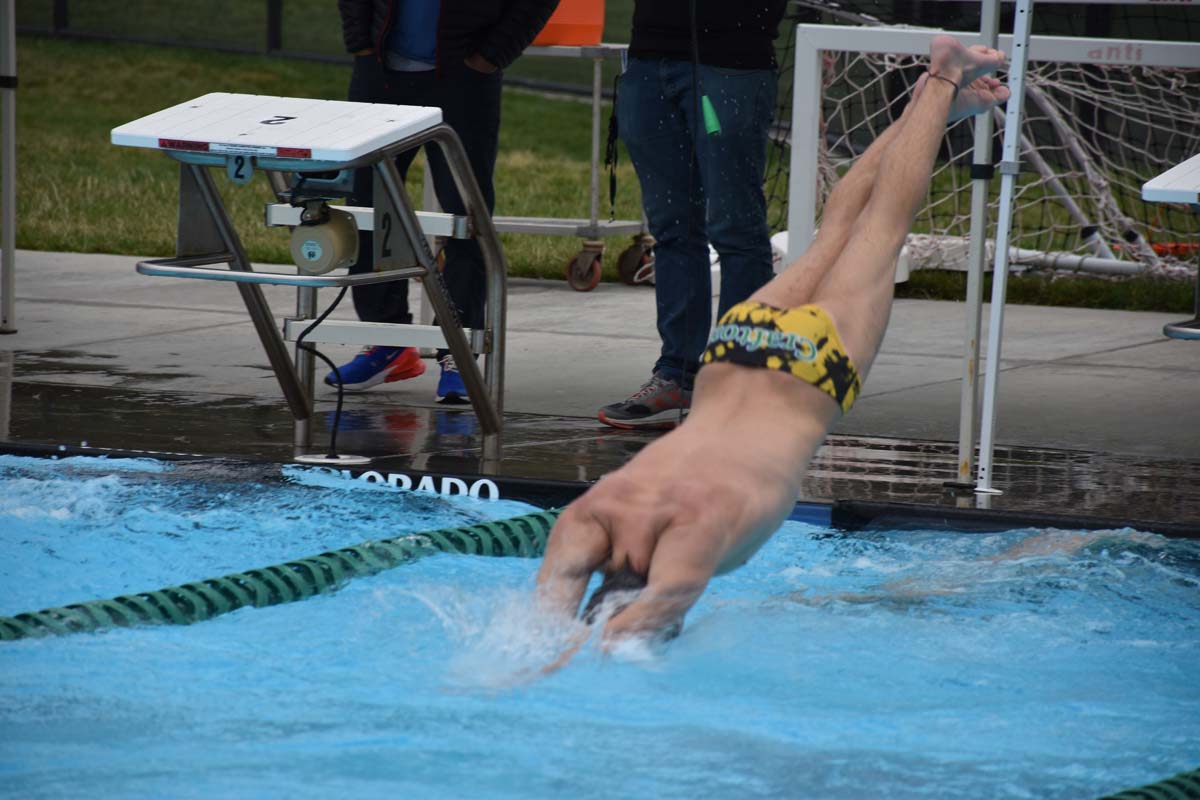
[618,57,778,388]
[346,55,501,331]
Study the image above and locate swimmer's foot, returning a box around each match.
[913,72,1012,122]
[953,75,1010,120]
[928,35,1007,89]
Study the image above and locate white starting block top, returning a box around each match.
[111,92,442,169]
[1142,151,1200,206]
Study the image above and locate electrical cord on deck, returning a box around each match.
[295,286,349,458]
[604,71,621,223]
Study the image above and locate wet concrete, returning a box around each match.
[4,378,1198,535]
[2,249,1199,534]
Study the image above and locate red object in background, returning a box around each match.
[1114,241,1199,257]
[532,0,604,46]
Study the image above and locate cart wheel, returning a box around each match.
[616,246,654,286]
[565,252,602,292]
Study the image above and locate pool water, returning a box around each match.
[1,455,1198,799]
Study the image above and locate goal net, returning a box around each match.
[782,23,1200,277]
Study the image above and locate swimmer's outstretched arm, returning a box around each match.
[536,37,1010,644]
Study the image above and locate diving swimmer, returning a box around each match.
[542,35,1013,646]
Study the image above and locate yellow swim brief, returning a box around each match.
[701,301,862,414]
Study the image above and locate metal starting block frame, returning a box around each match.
[111,93,508,460]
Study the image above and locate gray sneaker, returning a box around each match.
[597,373,692,430]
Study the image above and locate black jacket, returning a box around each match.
[629,0,787,70]
[338,0,559,74]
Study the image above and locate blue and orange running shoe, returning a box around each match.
[436,354,470,404]
[597,373,691,430]
[324,346,425,391]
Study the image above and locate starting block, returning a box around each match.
[111,93,510,460]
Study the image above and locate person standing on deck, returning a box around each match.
[332,0,558,402]
[597,1,789,430]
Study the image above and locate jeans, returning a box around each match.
[618,57,778,388]
[346,56,501,331]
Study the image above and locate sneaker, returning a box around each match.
[323,346,425,391]
[597,373,692,430]
[436,354,470,404]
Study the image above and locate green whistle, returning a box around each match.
[701,95,721,135]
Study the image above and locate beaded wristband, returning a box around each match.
[927,72,960,99]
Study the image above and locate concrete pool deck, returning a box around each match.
[2,249,1199,532]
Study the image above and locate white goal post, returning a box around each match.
[783,20,1198,494]
[785,24,1200,272]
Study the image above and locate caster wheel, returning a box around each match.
[565,252,602,292]
[616,246,655,286]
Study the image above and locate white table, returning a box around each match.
[1142,152,1200,340]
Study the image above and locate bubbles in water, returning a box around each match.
[401,583,590,691]
[398,577,670,692]
[604,634,662,666]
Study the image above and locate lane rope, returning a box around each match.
[1099,767,1200,800]
[0,509,561,641]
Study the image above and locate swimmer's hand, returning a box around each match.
[538,567,674,676]
[581,566,650,625]
[536,363,835,645]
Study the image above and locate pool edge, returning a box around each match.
[1,441,1196,538]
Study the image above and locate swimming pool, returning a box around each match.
[1,454,1198,799]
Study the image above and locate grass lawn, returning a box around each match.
[897,270,1195,313]
[8,34,646,282]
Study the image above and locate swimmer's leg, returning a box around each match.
[763,99,915,306]
[988,530,1166,562]
[798,41,1006,379]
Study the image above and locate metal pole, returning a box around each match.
[188,164,310,420]
[1,0,16,334]
[0,349,11,438]
[953,0,1001,485]
[977,0,1036,494]
[261,171,318,448]
[430,126,509,422]
[419,166,439,330]
[376,135,506,437]
[785,26,823,261]
[427,126,508,463]
[265,0,283,53]
[292,286,317,450]
[588,55,602,227]
[52,0,68,33]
